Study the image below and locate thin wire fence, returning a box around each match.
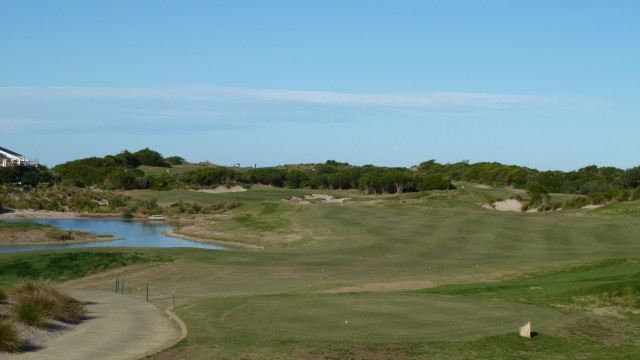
[114,276,177,311]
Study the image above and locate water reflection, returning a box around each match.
[0,219,227,253]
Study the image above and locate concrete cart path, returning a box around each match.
[11,290,183,360]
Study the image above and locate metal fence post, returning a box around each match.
[172,291,176,309]
[121,278,124,294]
[146,284,149,302]
[116,276,119,293]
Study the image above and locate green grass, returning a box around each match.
[0,221,49,230]
[586,200,640,217]
[139,164,220,176]
[419,258,640,312]
[0,251,172,288]
[141,196,640,358]
[173,292,569,358]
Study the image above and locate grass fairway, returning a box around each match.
[2,186,640,359]
[186,293,566,342]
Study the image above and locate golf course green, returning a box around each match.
[2,184,639,359]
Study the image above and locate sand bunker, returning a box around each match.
[493,199,523,212]
[482,199,524,212]
[285,196,310,204]
[304,194,349,203]
[283,194,349,204]
[581,204,604,209]
[197,185,247,194]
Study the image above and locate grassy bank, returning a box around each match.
[0,250,172,289]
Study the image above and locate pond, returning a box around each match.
[0,219,227,253]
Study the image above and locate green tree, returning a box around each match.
[419,175,455,191]
[0,167,17,184]
[285,170,309,189]
[620,166,640,189]
[386,170,415,194]
[165,156,186,165]
[132,148,168,167]
[111,150,140,168]
[526,182,549,205]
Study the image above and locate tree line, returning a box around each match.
[1,148,639,199]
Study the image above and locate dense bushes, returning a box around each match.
[0,186,134,213]
[0,165,54,187]
[52,148,171,188]
[166,200,242,215]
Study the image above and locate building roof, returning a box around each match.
[0,146,23,158]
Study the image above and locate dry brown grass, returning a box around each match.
[0,320,21,352]
[9,280,87,327]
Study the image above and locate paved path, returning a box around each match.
[9,290,183,360]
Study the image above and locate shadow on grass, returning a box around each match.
[20,342,44,352]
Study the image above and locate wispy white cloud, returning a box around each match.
[0,86,607,137]
[0,86,602,110]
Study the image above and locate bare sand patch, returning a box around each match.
[283,196,310,205]
[283,194,350,204]
[481,199,524,212]
[582,204,604,209]
[321,280,438,294]
[493,199,523,212]
[196,185,247,194]
[0,210,80,219]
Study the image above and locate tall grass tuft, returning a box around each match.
[15,295,47,326]
[10,280,87,327]
[0,321,22,352]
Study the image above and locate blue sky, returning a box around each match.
[1,1,638,170]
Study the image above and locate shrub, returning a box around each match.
[122,211,134,219]
[10,280,86,327]
[563,196,590,209]
[0,321,22,352]
[633,188,640,201]
[15,295,48,326]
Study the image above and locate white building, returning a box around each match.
[0,146,33,167]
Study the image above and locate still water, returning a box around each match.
[0,219,227,253]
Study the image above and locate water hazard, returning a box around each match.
[0,219,227,253]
